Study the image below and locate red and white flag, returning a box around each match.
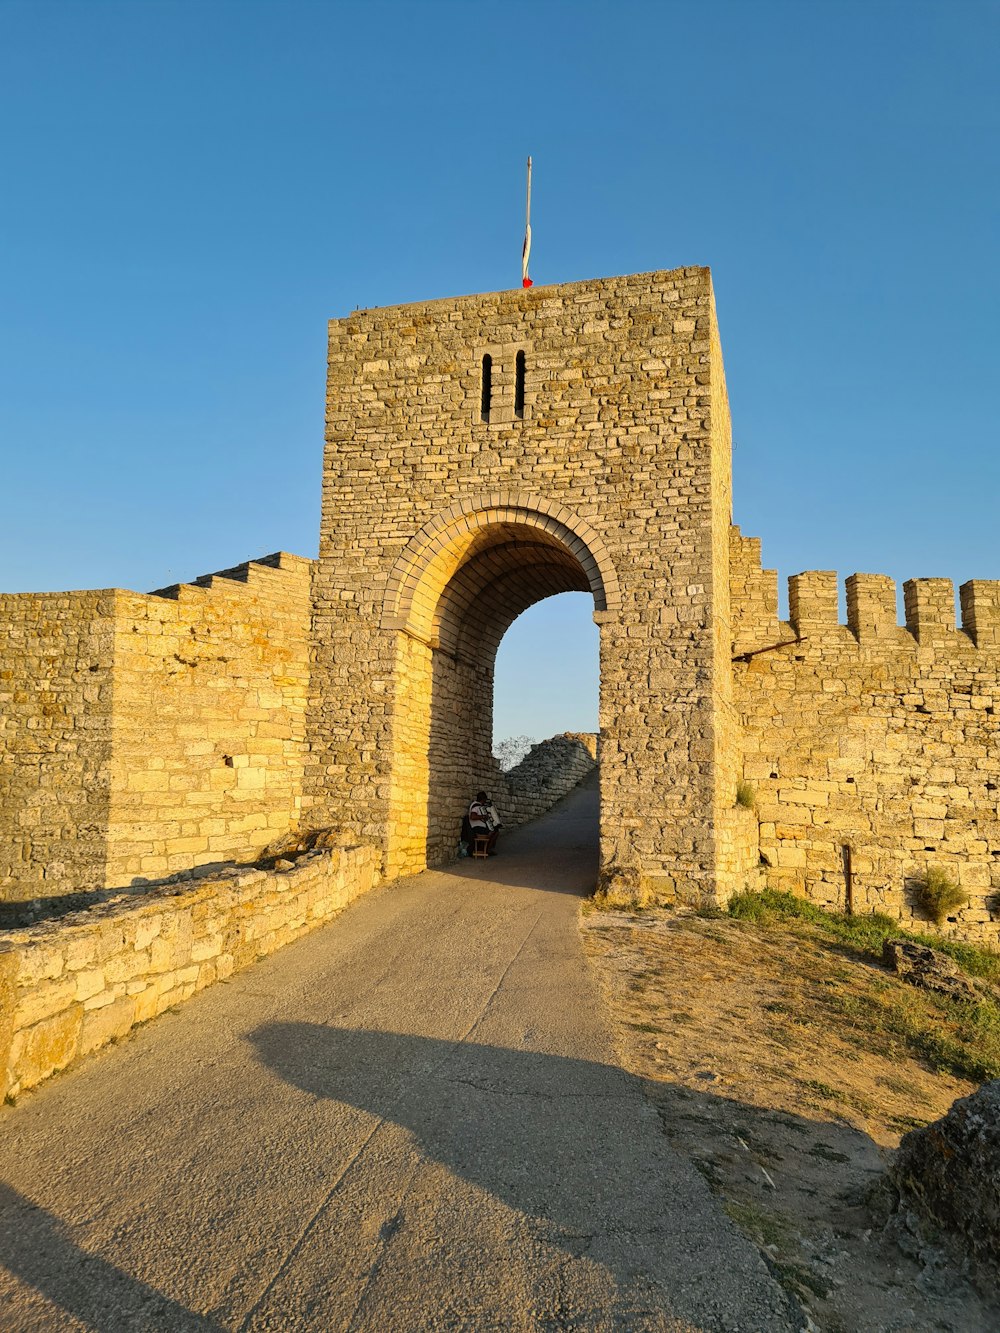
[522,156,533,288]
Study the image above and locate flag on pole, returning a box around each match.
[522,156,533,288]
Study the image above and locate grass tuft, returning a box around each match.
[591,883,656,912]
[735,780,756,810]
[913,866,968,927]
[727,888,1000,982]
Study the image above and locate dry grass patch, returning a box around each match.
[582,900,1000,1331]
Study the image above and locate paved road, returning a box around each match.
[0,776,796,1331]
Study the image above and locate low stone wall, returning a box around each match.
[0,842,378,1099]
[499,733,598,827]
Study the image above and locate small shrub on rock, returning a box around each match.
[591,865,656,912]
[884,1080,1000,1294]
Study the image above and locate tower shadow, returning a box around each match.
[0,1181,220,1330]
[249,1022,803,1328]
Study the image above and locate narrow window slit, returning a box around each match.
[515,350,526,419]
[481,354,492,422]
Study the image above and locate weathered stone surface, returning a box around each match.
[882,938,979,1003]
[0,844,379,1099]
[11,1006,83,1091]
[0,948,17,1093]
[501,733,597,828]
[260,826,351,861]
[1,556,312,900]
[887,1080,1000,1288]
[734,531,1000,942]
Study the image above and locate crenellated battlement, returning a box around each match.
[733,524,1000,943]
[150,551,311,603]
[788,570,839,636]
[845,573,897,642]
[731,525,1000,657]
[959,580,1000,649]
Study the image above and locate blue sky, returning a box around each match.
[2,0,998,741]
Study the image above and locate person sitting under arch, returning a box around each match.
[465,791,501,856]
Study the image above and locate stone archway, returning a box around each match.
[380,493,619,874]
[307,267,743,904]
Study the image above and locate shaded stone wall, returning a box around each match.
[309,267,737,900]
[0,592,116,898]
[498,733,598,829]
[731,528,1000,940]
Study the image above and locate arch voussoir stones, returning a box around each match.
[381,490,620,635]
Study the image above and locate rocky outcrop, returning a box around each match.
[882,939,979,1003]
[886,1081,1000,1291]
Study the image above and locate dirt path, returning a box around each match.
[583,908,999,1332]
[0,783,795,1332]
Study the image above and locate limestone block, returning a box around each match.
[64,935,98,971]
[74,968,105,1002]
[14,943,66,987]
[79,995,136,1055]
[11,1006,83,1092]
[14,976,78,1028]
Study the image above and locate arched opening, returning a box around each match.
[381,496,618,876]
[493,593,598,763]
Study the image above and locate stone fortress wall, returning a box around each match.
[731,529,1000,939]
[497,732,598,831]
[0,555,598,903]
[1,264,998,948]
[0,591,116,901]
[1,554,312,901]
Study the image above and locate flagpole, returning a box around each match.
[522,156,533,288]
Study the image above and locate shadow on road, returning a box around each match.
[431,779,600,896]
[431,853,597,895]
[0,1181,221,1330]
[248,1023,809,1326]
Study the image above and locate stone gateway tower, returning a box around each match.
[4,263,997,939]
[306,267,754,899]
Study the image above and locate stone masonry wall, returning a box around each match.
[1,555,312,901]
[497,732,598,829]
[309,268,737,901]
[0,592,117,898]
[0,840,378,1099]
[731,527,1000,941]
[106,553,312,886]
